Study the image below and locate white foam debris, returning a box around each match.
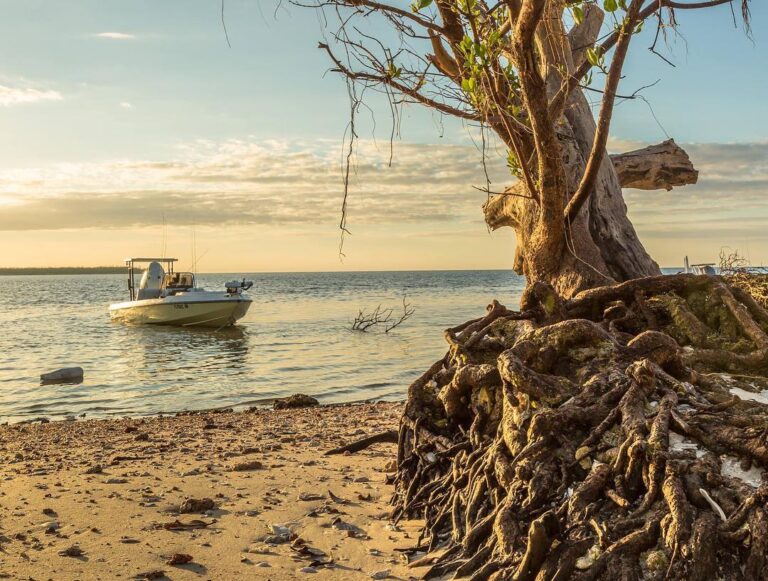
[721,455,765,488]
[669,432,706,458]
[670,431,765,488]
[729,386,768,405]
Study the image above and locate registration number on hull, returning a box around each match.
[173,304,190,310]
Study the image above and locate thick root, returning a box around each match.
[392,274,768,579]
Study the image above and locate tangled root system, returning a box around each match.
[392,274,768,580]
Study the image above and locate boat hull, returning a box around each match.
[110,296,251,327]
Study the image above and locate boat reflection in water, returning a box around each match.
[109,258,253,327]
[127,324,250,371]
[110,323,251,411]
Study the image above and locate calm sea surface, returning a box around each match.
[0,271,525,422]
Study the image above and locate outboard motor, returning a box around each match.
[137,261,165,300]
[225,279,254,294]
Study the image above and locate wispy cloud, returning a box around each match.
[0,84,62,107]
[120,101,134,109]
[0,139,509,231]
[95,32,135,40]
[0,137,766,262]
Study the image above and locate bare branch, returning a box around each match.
[350,295,415,333]
[351,304,393,331]
[318,42,480,121]
[221,0,232,48]
[296,0,446,34]
[550,0,749,120]
[564,0,644,224]
[385,296,416,333]
[665,0,738,8]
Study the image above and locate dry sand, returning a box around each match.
[0,402,427,580]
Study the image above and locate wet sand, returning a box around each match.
[0,402,425,580]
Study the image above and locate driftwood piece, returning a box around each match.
[610,139,698,191]
[324,430,398,455]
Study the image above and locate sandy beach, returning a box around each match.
[0,402,425,580]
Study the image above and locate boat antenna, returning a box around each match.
[191,225,197,279]
[189,248,210,273]
[161,213,167,259]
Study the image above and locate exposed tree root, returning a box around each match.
[392,274,768,580]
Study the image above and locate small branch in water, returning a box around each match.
[350,295,415,333]
[351,304,393,332]
[385,295,416,333]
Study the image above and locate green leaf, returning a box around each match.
[410,0,432,12]
[603,0,618,12]
[506,151,522,178]
[572,5,584,25]
[586,47,599,67]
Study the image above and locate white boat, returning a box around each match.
[109,258,253,327]
[683,256,716,276]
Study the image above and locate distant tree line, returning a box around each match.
[0,266,125,276]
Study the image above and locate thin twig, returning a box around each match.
[221,0,232,48]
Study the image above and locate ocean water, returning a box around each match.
[0,271,525,422]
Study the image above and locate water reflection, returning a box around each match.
[117,324,250,376]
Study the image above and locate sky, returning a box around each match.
[0,0,766,272]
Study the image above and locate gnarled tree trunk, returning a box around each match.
[482,5,696,299]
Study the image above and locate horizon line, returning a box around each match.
[0,265,688,275]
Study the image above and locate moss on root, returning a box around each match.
[392,274,768,580]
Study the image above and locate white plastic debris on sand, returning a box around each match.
[729,386,768,405]
[721,455,764,488]
[670,431,764,487]
[669,432,706,458]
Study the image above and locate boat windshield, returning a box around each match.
[163,272,195,293]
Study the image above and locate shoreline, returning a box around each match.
[0,402,422,580]
[2,398,405,427]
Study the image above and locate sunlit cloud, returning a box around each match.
[0,139,509,231]
[0,84,62,107]
[95,32,135,40]
[0,137,766,265]
[120,101,134,109]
